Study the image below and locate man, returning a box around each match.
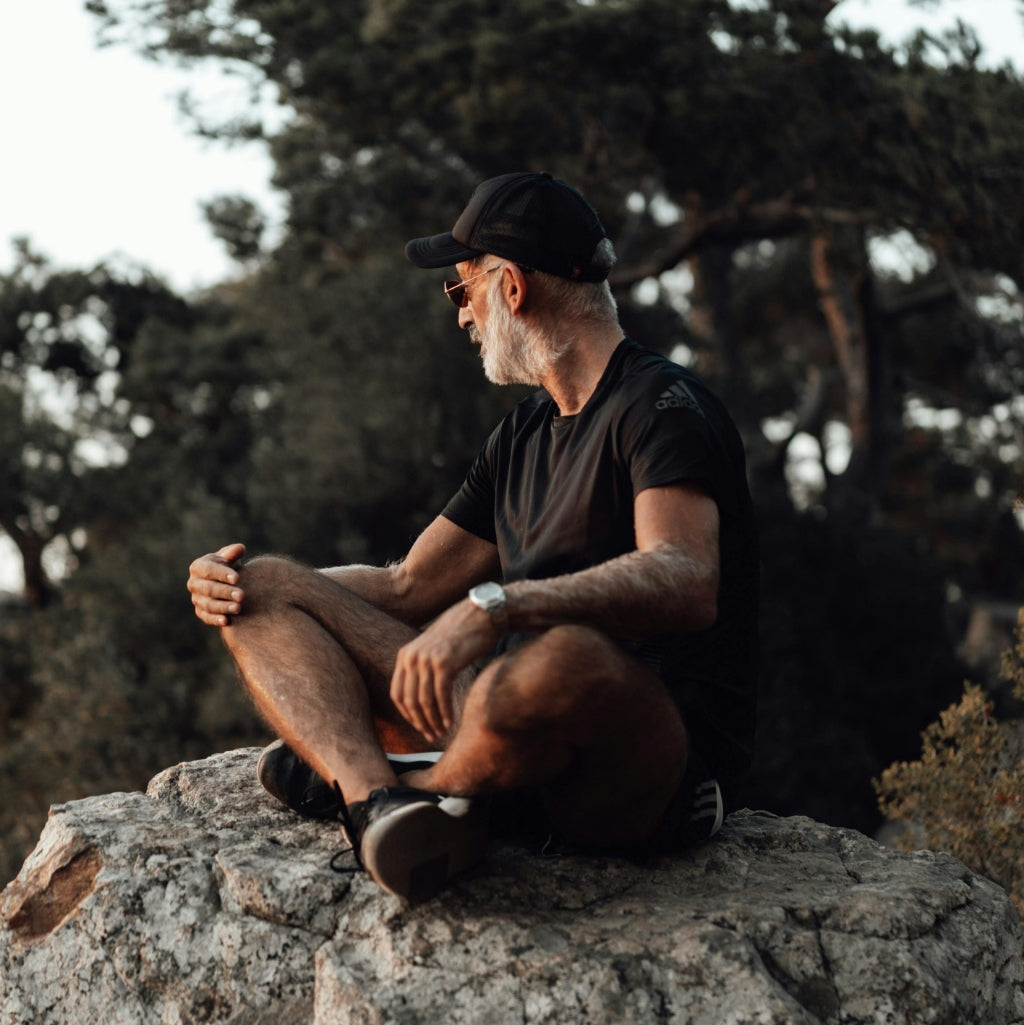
[187,172,759,904]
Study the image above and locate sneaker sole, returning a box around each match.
[360,798,488,904]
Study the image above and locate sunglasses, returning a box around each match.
[443,266,499,307]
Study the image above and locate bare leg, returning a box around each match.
[410,625,688,849]
[221,555,445,803]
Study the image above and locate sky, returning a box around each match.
[0,1,286,293]
[0,0,1022,591]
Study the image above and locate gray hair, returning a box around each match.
[473,238,619,324]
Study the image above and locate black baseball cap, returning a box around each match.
[406,172,609,282]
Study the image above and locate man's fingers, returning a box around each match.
[187,548,248,628]
[189,556,240,588]
[438,681,454,734]
[193,593,241,615]
[217,542,246,563]
[405,664,442,741]
[391,647,448,744]
[390,659,418,733]
[195,578,243,604]
[417,666,446,741]
[196,609,230,627]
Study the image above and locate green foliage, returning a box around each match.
[3,0,1024,880]
[202,194,267,263]
[1002,608,1024,696]
[875,610,1024,914]
[0,501,268,884]
[0,241,197,606]
[233,258,521,565]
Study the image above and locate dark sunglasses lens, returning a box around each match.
[444,280,467,307]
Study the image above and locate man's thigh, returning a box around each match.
[234,554,435,749]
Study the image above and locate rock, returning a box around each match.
[1,749,1022,1025]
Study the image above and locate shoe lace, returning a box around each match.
[329,779,364,875]
[329,847,362,874]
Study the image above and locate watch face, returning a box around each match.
[469,582,509,635]
[471,582,505,607]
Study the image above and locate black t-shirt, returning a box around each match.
[442,338,759,784]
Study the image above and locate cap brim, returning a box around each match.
[405,232,482,269]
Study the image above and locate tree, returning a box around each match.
[0,0,1011,850]
[0,239,195,606]
[83,0,1024,528]
[0,243,274,881]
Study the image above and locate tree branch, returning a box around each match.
[609,198,875,287]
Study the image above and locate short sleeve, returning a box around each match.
[619,372,725,502]
[441,432,499,544]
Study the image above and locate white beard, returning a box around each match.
[472,283,562,386]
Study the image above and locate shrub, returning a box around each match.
[875,609,1024,914]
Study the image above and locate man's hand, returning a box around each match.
[390,598,497,745]
[188,543,247,627]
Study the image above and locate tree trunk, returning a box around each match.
[688,237,788,515]
[0,520,52,609]
[810,226,891,529]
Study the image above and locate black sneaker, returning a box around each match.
[256,740,340,820]
[686,778,724,842]
[341,785,489,903]
[641,770,725,853]
[256,741,442,820]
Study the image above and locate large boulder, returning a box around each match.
[1,748,1022,1025]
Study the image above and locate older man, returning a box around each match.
[187,172,759,903]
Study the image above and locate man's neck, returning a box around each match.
[540,324,625,416]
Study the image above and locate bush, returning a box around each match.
[875,609,1024,914]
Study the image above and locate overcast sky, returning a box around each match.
[0,1,285,293]
[0,0,1021,590]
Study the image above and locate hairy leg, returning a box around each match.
[414,625,688,849]
[222,555,453,803]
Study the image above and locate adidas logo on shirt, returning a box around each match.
[656,380,703,415]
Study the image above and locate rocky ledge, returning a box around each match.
[1,749,1022,1025]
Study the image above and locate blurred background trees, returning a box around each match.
[1,0,1022,882]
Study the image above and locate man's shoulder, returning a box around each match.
[614,340,713,414]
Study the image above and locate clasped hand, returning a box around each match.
[187,543,246,627]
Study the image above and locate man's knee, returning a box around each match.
[515,622,618,669]
[229,554,312,618]
[480,625,627,734]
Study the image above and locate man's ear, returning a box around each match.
[502,263,531,316]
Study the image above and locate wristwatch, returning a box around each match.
[468,581,510,637]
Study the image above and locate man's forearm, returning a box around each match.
[315,517,501,630]
[504,544,719,641]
